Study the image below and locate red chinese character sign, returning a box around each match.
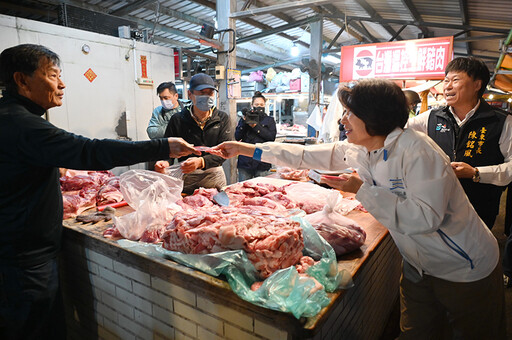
[340,36,454,81]
[140,55,148,78]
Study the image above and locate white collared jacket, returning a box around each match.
[257,128,499,282]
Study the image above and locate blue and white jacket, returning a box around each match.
[256,128,499,282]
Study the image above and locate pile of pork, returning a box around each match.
[105,181,366,260]
[162,205,304,278]
[60,170,123,219]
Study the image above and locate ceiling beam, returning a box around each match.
[240,0,255,11]
[324,15,512,34]
[252,0,334,46]
[355,0,402,40]
[454,53,498,61]
[310,5,365,43]
[230,0,334,19]
[400,0,428,37]
[192,0,308,48]
[455,34,507,42]
[458,0,471,56]
[327,26,345,49]
[389,24,407,42]
[241,57,303,74]
[236,16,320,44]
[322,4,377,43]
[152,35,196,48]
[109,0,156,16]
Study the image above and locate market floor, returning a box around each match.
[380,189,512,340]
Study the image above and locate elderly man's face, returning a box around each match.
[18,59,65,110]
[443,71,481,108]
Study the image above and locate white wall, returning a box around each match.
[0,14,175,173]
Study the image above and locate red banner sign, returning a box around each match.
[174,49,182,79]
[340,36,454,81]
[140,55,148,78]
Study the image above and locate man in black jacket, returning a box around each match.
[155,73,233,194]
[408,57,512,230]
[0,44,198,339]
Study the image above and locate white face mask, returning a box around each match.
[161,99,176,110]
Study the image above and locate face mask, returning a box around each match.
[161,99,175,110]
[194,95,215,111]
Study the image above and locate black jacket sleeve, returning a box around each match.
[252,116,276,142]
[16,112,170,170]
[235,117,249,141]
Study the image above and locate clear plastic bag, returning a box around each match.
[305,192,366,256]
[117,216,353,318]
[114,170,183,240]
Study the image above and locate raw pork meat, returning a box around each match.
[96,185,123,205]
[278,167,310,181]
[61,171,122,219]
[162,206,304,278]
[305,209,366,256]
[60,175,98,191]
[62,193,96,219]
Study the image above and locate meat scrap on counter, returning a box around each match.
[61,170,123,219]
[277,166,310,182]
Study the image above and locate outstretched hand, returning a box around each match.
[208,141,255,159]
[321,174,363,194]
[168,137,201,158]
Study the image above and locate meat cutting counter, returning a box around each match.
[60,178,401,340]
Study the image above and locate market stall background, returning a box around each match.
[1,1,512,339]
[0,0,510,81]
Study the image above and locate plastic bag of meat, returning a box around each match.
[305,191,366,256]
[118,215,353,319]
[284,182,360,215]
[113,170,183,241]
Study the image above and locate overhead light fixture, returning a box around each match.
[290,42,299,57]
[488,94,494,99]
[508,98,512,103]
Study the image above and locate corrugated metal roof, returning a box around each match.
[1,0,510,74]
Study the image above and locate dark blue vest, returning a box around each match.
[427,101,507,227]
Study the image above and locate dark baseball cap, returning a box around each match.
[189,73,216,91]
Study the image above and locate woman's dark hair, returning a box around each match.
[157,82,177,95]
[0,44,60,93]
[445,57,489,97]
[251,91,266,105]
[338,79,408,136]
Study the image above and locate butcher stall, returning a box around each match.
[60,175,401,340]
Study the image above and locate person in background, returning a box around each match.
[235,91,276,181]
[211,79,505,339]
[403,90,421,118]
[147,81,183,139]
[0,44,198,339]
[155,73,232,194]
[408,56,512,230]
[337,117,347,141]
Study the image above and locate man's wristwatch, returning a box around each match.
[472,167,480,183]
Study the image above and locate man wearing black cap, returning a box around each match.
[155,73,233,194]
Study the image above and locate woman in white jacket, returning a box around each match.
[211,79,505,339]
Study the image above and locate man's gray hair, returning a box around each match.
[0,44,60,93]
